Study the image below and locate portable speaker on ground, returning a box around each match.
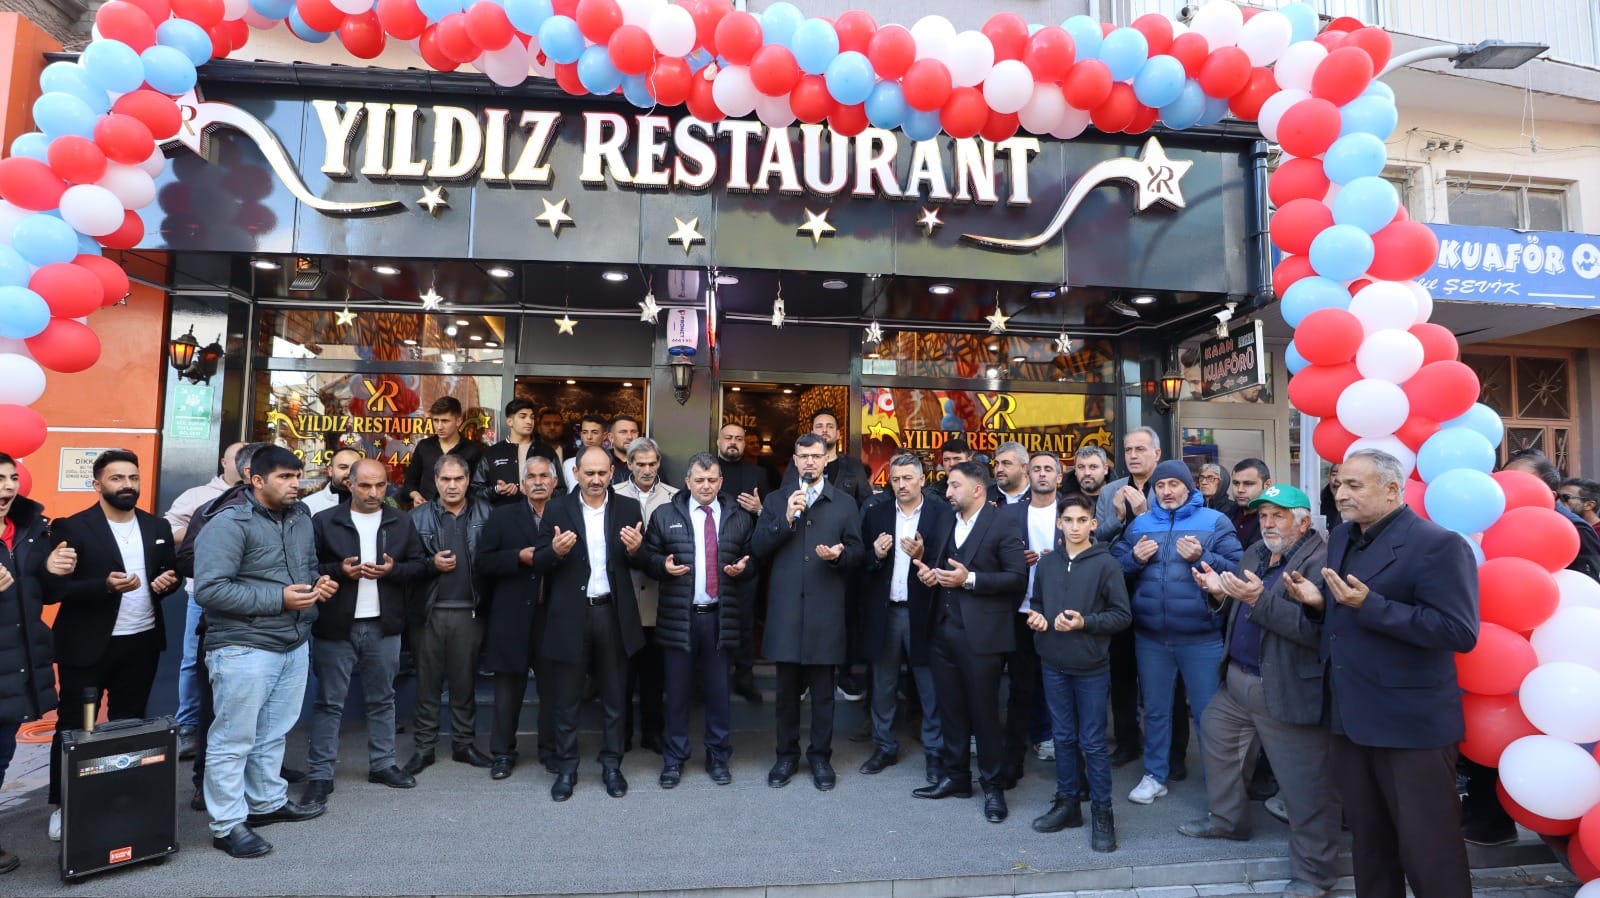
[58,700,180,882]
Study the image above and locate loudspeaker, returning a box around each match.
[59,715,180,881]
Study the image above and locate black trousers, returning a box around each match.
[50,627,163,805]
[774,662,835,762]
[552,602,627,773]
[733,579,762,679]
[928,613,1006,788]
[487,603,552,764]
[663,610,731,766]
[624,626,664,746]
[490,672,528,759]
[1330,734,1471,898]
[1003,613,1041,776]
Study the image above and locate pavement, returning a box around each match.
[0,673,1576,898]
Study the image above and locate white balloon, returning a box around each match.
[712,65,757,118]
[0,353,46,405]
[1018,83,1066,135]
[647,4,696,58]
[1256,88,1307,144]
[618,0,662,29]
[222,0,249,18]
[1274,41,1327,92]
[1337,379,1409,438]
[1404,279,1434,325]
[58,184,124,237]
[1531,605,1600,670]
[1050,105,1091,140]
[983,60,1034,114]
[528,36,555,78]
[1555,569,1600,610]
[1579,880,1600,898]
[97,163,157,210]
[242,8,278,29]
[1344,435,1416,479]
[1189,0,1244,49]
[754,91,794,128]
[138,146,167,178]
[947,31,995,88]
[1237,10,1292,66]
[1349,281,1419,336]
[1499,734,1600,821]
[329,0,372,14]
[1355,329,1424,383]
[481,42,530,87]
[1519,661,1600,743]
[0,336,30,355]
[910,16,956,62]
[0,200,28,242]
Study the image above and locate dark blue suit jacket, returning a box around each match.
[860,497,953,667]
[1319,506,1479,749]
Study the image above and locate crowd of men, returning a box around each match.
[4,400,1594,897]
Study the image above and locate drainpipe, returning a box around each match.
[1240,139,1275,315]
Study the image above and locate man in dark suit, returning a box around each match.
[539,446,647,801]
[43,449,181,837]
[1286,448,1478,898]
[753,433,865,791]
[716,423,771,704]
[912,460,1028,823]
[859,453,952,785]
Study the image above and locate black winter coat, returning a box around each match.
[312,505,430,640]
[752,483,864,665]
[476,500,548,673]
[644,493,755,653]
[0,497,57,723]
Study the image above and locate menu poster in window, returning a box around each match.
[514,381,647,448]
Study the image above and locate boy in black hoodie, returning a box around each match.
[1027,493,1131,851]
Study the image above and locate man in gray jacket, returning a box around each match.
[195,446,336,859]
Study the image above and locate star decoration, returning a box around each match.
[864,319,883,346]
[334,307,357,326]
[797,208,835,246]
[418,288,444,311]
[1054,331,1073,355]
[986,305,1010,334]
[666,217,704,254]
[916,207,943,236]
[536,198,573,236]
[416,185,448,216]
[555,313,577,335]
[638,291,661,324]
[1130,136,1195,211]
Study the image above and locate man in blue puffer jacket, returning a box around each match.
[1112,459,1242,806]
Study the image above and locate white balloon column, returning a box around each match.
[0,0,1597,877]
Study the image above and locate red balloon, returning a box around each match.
[1346,26,1392,71]
[339,11,388,59]
[1461,694,1540,768]
[0,157,67,211]
[1581,806,1600,875]
[981,108,1019,143]
[297,0,345,33]
[1296,308,1363,365]
[1497,782,1580,836]
[464,0,515,51]
[14,458,30,496]
[1198,47,1251,99]
[749,44,800,96]
[1090,83,1138,134]
[648,57,693,106]
[1369,220,1440,281]
[1478,556,1560,632]
[0,404,47,458]
[690,0,730,54]
[123,0,170,24]
[24,319,101,374]
[1315,31,1348,52]
[1325,16,1364,33]
[834,10,875,55]
[1062,59,1113,110]
[171,0,224,27]
[1312,46,1375,106]
[432,13,480,63]
[1277,98,1342,158]
[1409,322,1459,365]
[1168,31,1208,78]
[207,21,234,57]
[1268,156,1331,207]
[788,74,835,123]
[1483,506,1579,573]
[112,90,183,141]
[828,103,867,138]
[1493,470,1555,512]
[1455,621,1536,695]
[73,254,129,307]
[1312,417,1357,464]
[939,87,988,139]
[375,0,428,41]
[1228,67,1277,121]
[1402,360,1478,423]
[1395,415,1440,453]
[28,262,102,319]
[1124,104,1158,135]
[982,12,1030,62]
[97,209,144,249]
[867,25,916,80]
[714,11,763,66]
[418,24,461,72]
[902,58,953,112]
[608,24,655,75]
[1129,13,1173,56]
[1269,197,1334,257]
[1272,254,1315,297]
[685,69,722,121]
[1286,362,1360,419]
[225,17,249,51]
[576,0,623,43]
[93,113,156,166]
[95,2,158,52]
[1402,478,1430,521]
[1023,26,1074,82]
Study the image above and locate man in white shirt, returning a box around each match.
[562,415,610,490]
[300,447,361,517]
[999,451,1066,787]
[612,437,677,754]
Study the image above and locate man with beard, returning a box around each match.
[1219,460,1272,550]
[302,448,361,517]
[608,416,641,485]
[716,423,770,704]
[613,437,677,754]
[43,449,181,841]
[989,442,1031,506]
[534,409,570,468]
[1073,446,1111,502]
[562,415,610,491]
[476,399,557,506]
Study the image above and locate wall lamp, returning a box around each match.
[169,325,225,384]
[670,355,694,405]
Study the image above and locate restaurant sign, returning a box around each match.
[1196,319,1266,400]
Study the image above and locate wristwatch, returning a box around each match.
[963,571,976,590]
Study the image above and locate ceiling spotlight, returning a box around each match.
[566,379,577,385]
[715,273,740,285]
[485,341,499,348]
[822,278,847,290]
[445,325,458,337]
[487,266,514,278]
[782,388,793,394]
[1131,294,1156,306]
[373,264,400,275]
[1011,355,1026,363]
[985,366,1000,378]
[252,259,279,270]
[986,341,1000,352]
[622,381,633,387]
[602,270,628,282]
[731,386,742,392]
[455,319,470,326]
[1031,288,1057,300]
[402,338,418,346]
[929,283,954,296]
[469,334,483,341]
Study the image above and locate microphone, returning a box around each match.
[793,473,818,521]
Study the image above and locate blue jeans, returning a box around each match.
[176,591,203,728]
[1042,665,1112,806]
[1134,634,1224,784]
[203,643,308,837]
[307,621,401,780]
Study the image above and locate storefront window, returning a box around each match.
[1464,348,1577,472]
[256,308,505,364]
[863,331,1114,384]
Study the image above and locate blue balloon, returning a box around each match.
[1280,276,1351,327]
[1340,94,1398,140]
[40,63,110,114]
[504,0,552,38]
[32,92,97,140]
[1158,80,1205,130]
[80,39,146,94]
[621,74,654,109]
[1280,3,1319,44]
[0,247,32,288]
[1332,176,1400,234]
[157,19,215,67]
[75,230,101,256]
[416,0,463,22]
[8,132,50,163]
[1424,468,1505,535]
[539,16,583,65]
[1419,426,1497,482]
[1285,341,1310,375]
[1444,403,1505,450]
[141,45,200,93]
[792,18,840,76]
[577,45,622,95]
[287,9,332,43]
[0,285,51,340]
[865,80,907,130]
[250,0,295,20]
[1134,55,1184,109]
[1198,95,1229,126]
[823,51,873,106]
[10,215,79,267]
[1322,132,1387,185]
[1464,534,1484,566]
[1098,27,1149,82]
[1363,80,1395,103]
[687,50,713,73]
[761,2,803,48]
[902,108,941,142]
[1309,224,1375,282]
[1061,15,1102,61]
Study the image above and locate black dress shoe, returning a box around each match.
[767,757,797,788]
[247,800,326,827]
[1462,816,1518,847]
[603,767,628,798]
[551,772,576,802]
[402,751,436,775]
[924,755,941,786]
[490,756,515,780]
[368,766,417,789]
[659,766,682,789]
[639,732,664,755]
[1108,746,1139,768]
[212,824,272,859]
[0,848,18,874]
[706,758,732,785]
[300,779,333,807]
[733,675,764,704]
[190,786,206,812]
[1177,817,1249,841]
[279,765,307,784]
[1031,794,1083,833]
[1168,759,1189,782]
[541,754,560,775]
[983,787,1009,823]
[913,777,973,799]
[452,745,494,768]
[810,758,836,791]
[859,749,898,775]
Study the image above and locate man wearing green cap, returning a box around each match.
[1182,484,1341,898]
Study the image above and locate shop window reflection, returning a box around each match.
[256,308,505,363]
[862,331,1114,384]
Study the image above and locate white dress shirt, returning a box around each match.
[890,500,923,603]
[1023,502,1057,612]
[581,499,610,597]
[954,508,978,550]
[690,498,720,605]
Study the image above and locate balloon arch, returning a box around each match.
[1,0,1600,872]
